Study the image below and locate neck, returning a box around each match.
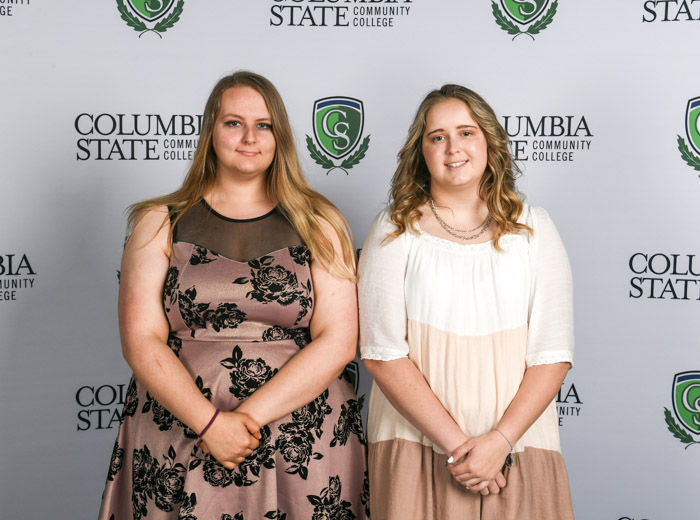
[206,171,274,219]
[430,186,487,217]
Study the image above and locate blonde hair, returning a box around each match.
[389,84,531,250]
[127,71,356,279]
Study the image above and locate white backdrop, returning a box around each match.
[1,1,699,519]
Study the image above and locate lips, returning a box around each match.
[237,150,259,157]
[445,160,467,167]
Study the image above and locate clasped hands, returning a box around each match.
[199,411,261,470]
[447,430,512,495]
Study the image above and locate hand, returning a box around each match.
[448,430,511,491]
[199,411,261,470]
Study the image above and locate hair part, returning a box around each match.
[127,70,356,280]
[388,84,531,250]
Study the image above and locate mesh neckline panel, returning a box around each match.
[173,200,305,262]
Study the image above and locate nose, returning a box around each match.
[446,137,460,154]
[242,126,256,144]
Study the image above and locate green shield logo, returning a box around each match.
[313,97,364,160]
[127,0,174,22]
[500,0,549,25]
[685,97,700,156]
[673,371,700,435]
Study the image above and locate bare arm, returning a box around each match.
[119,207,259,469]
[449,362,569,489]
[235,220,357,427]
[363,358,468,455]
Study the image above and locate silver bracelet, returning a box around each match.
[494,428,515,467]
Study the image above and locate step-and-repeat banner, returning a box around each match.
[1,2,698,519]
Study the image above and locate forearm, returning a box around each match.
[235,335,354,427]
[495,362,570,446]
[123,334,217,435]
[364,357,467,454]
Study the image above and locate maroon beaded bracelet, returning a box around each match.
[198,408,221,439]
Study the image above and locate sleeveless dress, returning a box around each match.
[99,201,369,520]
[358,204,574,520]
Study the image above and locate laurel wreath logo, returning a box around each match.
[664,408,700,450]
[305,135,371,175]
[491,0,558,40]
[117,0,184,38]
[677,135,700,175]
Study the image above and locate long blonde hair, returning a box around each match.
[127,71,356,280]
[389,84,531,250]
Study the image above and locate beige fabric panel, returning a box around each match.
[368,439,574,520]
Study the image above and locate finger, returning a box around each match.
[487,480,501,495]
[200,441,210,454]
[242,415,261,435]
[448,443,471,465]
[221,460,236,470]
[495,472,507,488]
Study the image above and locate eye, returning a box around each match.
[257,122,272,130]
[224,120,241,127]
[432,135,445,143]
[461,130,473,137]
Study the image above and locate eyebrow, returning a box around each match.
[220,113,272,122]
[425,124,478,137]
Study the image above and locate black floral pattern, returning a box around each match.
[246,256,299,305]
[107,440,124,481]
[264,510,288,520]
[221,514,244,520]
[167,331,183,357]
[232,425,276,486]
[261,325,311,349]
[209,303,246,332]
[220,346,278,400]
[190,245,217,265]
[178,492,198,520]
[178,286,247,337]
[360,470,370,518]
[288,245,310,266]
[331,396,366,447]
[131,445,186,520]
[274,392,330,480]
[163,266,180,308]
[307,476,356,520]
[120,378,139,423]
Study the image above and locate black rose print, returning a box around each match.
[153,446,187,512]
[178,492,198,520]
[293,390,331,440]
[230,425,276,486]
[120,378,138,423]
[209,303,246,332]
[167,331,183,357]
[107,440,124,481]
[306,475,356,520]
[163,266,180,308]
[190,245,217,266]
[361,470,370,518]
[247,256,299,306]
[178,286,214,337]
[331,396,366,447]
[220,346,278,400]
[288,245,310,266]
[264,510,288,520]
[275,422,322,480]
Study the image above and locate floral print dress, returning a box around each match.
[99,202,369,520]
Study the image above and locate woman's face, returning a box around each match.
[212,86,276,179]
[421,98,488,193]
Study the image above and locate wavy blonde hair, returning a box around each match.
[127,71,356,280]
[389,84,531,250]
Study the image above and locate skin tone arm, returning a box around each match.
[448,362,570,493]
[364,357,507,495]
[119,206,260,471]
[231,220,358,428]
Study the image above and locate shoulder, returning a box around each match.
[520,203,556,231]
[127,204,171,254]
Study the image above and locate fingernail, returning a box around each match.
[447,456,454,464]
